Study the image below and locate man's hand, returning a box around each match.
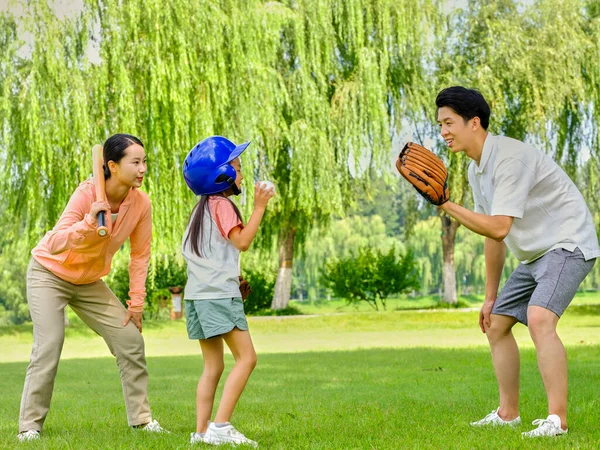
[239,277,252,302]
[123,310,143,333]
[479,299,495,333]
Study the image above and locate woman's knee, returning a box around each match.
[33,335,65,365]
[112,328,145,359]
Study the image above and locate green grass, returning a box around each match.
[3,299,600,448]
[3,348,600,449]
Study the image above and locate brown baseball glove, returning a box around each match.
[396,142,450,206]
[239,277,252,302]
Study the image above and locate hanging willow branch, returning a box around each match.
[1,0,441,258]
[2,0,599,263]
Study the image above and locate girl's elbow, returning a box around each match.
[233,241,250,252]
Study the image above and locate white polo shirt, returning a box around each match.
[468,133,600,264]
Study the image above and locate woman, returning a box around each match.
[18,134,165,442]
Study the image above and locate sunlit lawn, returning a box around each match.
[2,295,600,448]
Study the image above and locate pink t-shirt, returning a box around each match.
[209,197,242,239]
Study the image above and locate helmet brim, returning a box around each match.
[226,141,251,163]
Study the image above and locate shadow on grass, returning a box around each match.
[0,310,182,338]
[565,304,600,316]
[393,295,482,312]
[0,323,33,337]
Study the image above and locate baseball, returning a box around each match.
[259,180,275,193]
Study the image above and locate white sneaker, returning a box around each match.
[191,432,209,444]
[522,414,567,438]
[17,430,40,442]
[204,422,258,447]
[139,419,169,433]
[470,408,521,427]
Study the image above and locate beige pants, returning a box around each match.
[19,259,152,432]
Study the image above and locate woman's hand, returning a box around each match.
[89,200,111,222]
[123,310,143,333]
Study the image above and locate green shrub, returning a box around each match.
[0,243,30,325]
[322,247,420,311]
[105,249,187,316]
[242,268,276,315]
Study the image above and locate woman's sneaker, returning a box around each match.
[204,422,258,447]
[470,408,521,427]
[522,414,567,438]
[17,430,40,442]
[138,419,169,433]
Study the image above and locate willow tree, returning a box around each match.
[428,0,598,302]
[262,0,442,309]
[1,4,96,239]
[1,0,441,309]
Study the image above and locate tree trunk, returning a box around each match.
[271,228,296,310]
[440,213,460,304]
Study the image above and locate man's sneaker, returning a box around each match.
[522,414,567,438]
[17,430,40,442]
[470,408,521,427]
[204,422,258,447]
[138,419,169,433]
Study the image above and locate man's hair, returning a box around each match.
[435,86,491,130]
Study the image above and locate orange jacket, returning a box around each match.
[32,179,152,312]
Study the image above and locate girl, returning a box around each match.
[182,136,274,447]
[18,134,165,442]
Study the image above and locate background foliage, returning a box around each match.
[1,0,600,323]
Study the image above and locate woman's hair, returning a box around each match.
[184,194,243,257]
[103,133,144,179]
[435,86,491,130]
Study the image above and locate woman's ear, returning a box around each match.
[107,160,117,173]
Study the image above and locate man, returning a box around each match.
[435,86,598,437]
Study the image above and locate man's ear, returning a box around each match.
[471,116,481,131]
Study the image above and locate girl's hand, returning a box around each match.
[254,182,275,209]
[89,200,110,221]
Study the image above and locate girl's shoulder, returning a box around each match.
[208,195,235,210]
[207,196,242,234]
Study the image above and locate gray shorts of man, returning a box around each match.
[492,247,596,325]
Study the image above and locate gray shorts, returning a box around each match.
[492,247,595,325]
[185,297,248,340]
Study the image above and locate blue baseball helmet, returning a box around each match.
[183,136,250,195]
